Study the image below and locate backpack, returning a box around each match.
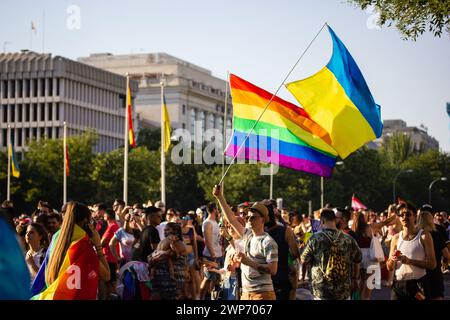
[320,231,349,283]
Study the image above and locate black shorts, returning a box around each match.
[427,269,444,299]
[391,275,430,300]
[108,263,117,283]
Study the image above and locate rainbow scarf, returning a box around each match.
[31,224,99,300]
[225,74,337,177]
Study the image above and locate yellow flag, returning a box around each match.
[163,96,171,153]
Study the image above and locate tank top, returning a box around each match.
[202,219,222,258]
[267,224,290,286]
[395,229,426,281]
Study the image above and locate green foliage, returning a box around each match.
[348,0,450,40]
[2,131,449,214]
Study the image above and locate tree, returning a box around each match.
[381,132,416,168]
[137,127,161,151]
[348,0,450,40]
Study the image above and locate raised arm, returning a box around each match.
[212,185,245,238]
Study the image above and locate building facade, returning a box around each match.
[78,52,232,143]
[371,119,439,151]
[0,51,138,156]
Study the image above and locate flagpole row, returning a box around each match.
[218,22,328,185]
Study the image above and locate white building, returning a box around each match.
[78,52,232,140]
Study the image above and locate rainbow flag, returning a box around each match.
[8,142,20,178]
[127,79,136,148]
[224,74,337,177]
[162,95,171,153]
[286,25,382,159]
[31,224,99,300]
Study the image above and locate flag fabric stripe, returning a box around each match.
[225,145,334,177]
[231,77,334,146]
[326,26,382,137]
[286,25,383,159]
[351,195,367,210]
[225,74,337,177]
[233,117,336,158]
[162,95,171,153]
[126,81,136,148]
[226,130,336,168]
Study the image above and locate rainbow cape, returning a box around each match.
[31,224,99,300]
[225,74,337,177]
[286,25,382,159]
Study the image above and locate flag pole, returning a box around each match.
[123,74,129,205]
[160,77,166,205]
[63,121,67,204]
[222,71,229,190]
[269,164,274,199]
[7,125,11,201]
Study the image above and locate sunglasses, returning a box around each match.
[246,214,262,221]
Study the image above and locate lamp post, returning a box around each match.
[321,161,344,208]
[428,177,447,205]
[393,169,413,203]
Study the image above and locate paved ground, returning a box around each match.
[296,273,450,300]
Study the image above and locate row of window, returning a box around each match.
[0,78,59,99]
[1,126,58,147]
[191,80,228,98]
[66,104,124,133]
[1,103,60,123]
[188,108,231,136]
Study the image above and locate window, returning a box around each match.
[56,79,60,96]
[182,104,186,115]
[32,128,37,139]
[47,127,52,138]
[18,105,22,122]
[40,103,45,121]
[182,123,186,129]
[40,78,45,96]
[32,79,38,97]
[40,127,45,139]
[25,104,30,122]
[33,104,38,121]
[48,104,53,121]
[48,79,53,96]
[190,108,196,135]
[55,103,59,121]
[2,129,6,147]
[25,79,30,97]
[10,105,15,122]
[18,129,22,147]
[1,81,7,98]
[17,80,23,98]
[25,128,30,143]
[10,80,15,98]
[2,105,7,122]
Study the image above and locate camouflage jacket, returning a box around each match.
[301,228,362,300]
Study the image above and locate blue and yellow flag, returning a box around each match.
[8,143,20,178]
[286,25,382,159]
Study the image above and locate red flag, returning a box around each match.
[351,194,367,211]
[65,145,70,176]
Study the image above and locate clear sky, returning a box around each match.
[1,0,449,151]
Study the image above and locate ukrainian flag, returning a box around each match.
[8,143,20,178]
[286,25,382,159]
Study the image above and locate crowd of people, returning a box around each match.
[0,188,449,300]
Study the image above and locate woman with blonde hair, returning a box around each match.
[417,208,449,300]
[31,201,110,299]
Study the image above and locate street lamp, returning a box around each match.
[428,177,447,205]
[321,161,344,208]
[393,169,413,203]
